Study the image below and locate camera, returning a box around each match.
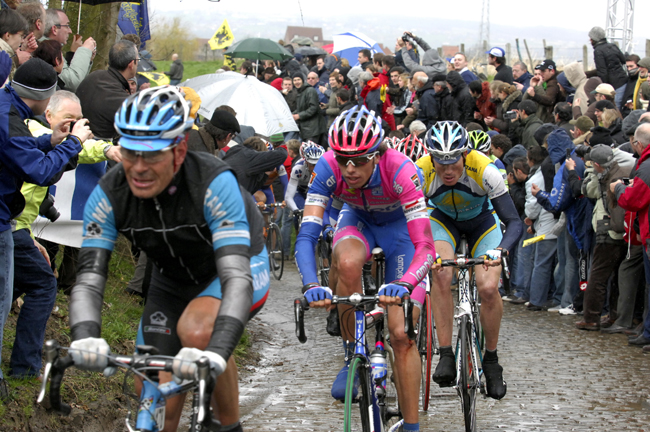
[503,110,517,120]
[39,193,60,222]
[401,33,413,44]
[622,178,631,185]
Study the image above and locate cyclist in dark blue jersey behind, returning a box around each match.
[67,87,268,432]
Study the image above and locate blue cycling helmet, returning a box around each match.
[299,141,325,164]
[114,87,193,151]
[424,121,469,165]
[328,105,384,157]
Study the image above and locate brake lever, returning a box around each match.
[402,295,416,340]
[37,339,60,403]
[294,297,309,343]
[196,356,211,424]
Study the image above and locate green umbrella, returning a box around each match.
[224,38,293,62]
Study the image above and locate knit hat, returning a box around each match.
[209,109,240,134]
[588,26,606,42]
[588,126,614,146]
[590,83,616,97]
[269,133,284,143]
[270,77,283,91]
[574,116,595,134]
[534,123,558,146]
[291,72,304,81]
[588,144,614,165]
[638,57,650,70]
[594,100,616,112]
[431,72,447,83]
[11,58,57,101]
[622,109,645,136]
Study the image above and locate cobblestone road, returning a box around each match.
[239,263,650,431]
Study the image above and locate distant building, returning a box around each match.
[284,26,332,47]
[441,45,460,58]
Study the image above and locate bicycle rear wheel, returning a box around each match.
[419,293,434,411]
[267,223,284,280]
[344,357,377,432]
[457,315,478,432]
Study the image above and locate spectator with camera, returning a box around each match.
[611,123,650,348]
[395,31,445,78]
[487,82,522,135]
[509,100,543,149]
[575,145,633,330]
[0,58,93,394]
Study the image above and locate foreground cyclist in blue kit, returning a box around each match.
[67,88,269,432]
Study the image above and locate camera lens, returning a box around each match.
[39,194,60,222]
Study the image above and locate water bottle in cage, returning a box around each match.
[369,342,387,393]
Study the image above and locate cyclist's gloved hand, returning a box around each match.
[378,283,410,299]
[303,285,332,303]
[485,249,502,261]
[69,337,116,377]
[172,347,227,383]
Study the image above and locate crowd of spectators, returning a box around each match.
[1,0,650,408]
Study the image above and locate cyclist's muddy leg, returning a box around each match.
[429,240,455,347]
[474,264,502,351]
[387,304,421,424]
[332,237,366,342]
[212,356,240,425]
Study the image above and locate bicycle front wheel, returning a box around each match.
[344,357,377,432]
[267,223,284,280]
[419,293,434,411]
[457,314,478,432]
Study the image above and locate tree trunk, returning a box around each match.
[63,2,121,72]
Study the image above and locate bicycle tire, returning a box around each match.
[458,315,478,432]
[470,275,484,352]
[267,223,284,280]
[344,357,374,432]
[419,293,434,411]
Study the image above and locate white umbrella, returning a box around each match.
[183,72,298,137]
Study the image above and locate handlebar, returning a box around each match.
[294,292,416,343]
[37,340,220,428]
[440,257,491,268]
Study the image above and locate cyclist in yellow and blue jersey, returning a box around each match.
[415,121,522,401]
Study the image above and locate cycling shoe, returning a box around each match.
[326,308,341,337]
[482,359,507,400]
[432,353,456,387]
[331,363,359,401]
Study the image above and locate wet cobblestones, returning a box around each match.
[240,264,650,431]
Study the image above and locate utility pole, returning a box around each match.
[606,0,634,53]
[478,0,490,51]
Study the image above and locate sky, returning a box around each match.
[149,0,650,54]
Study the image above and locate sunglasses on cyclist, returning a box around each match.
[120,144,178,164]
[334,151,378,167]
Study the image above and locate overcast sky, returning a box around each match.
[150,0,650,52]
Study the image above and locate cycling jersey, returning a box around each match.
[296,149,435,289]
[69,152,267,360]
[285,158,312,212]
[416,149,522,253]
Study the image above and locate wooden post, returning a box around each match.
[506,43,511,64]
[437,47,443,57]
[543,39,547,50]
[483,40,488,53]
[583,45,589,71]
[544,46,553,60]
[460,43,465,54]
[646,39,650,57]
[523,39,534,72]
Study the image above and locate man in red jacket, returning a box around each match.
[611,123,650,349]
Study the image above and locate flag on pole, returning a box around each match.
[208,19,235,50]
[139,72,170,86]
[118,1,151,49]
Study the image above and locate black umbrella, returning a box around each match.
[295,46,328,57]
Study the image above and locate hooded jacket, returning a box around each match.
[534,129,589,249]
[446,71,475,126]
[415,79,438,129]
[564,62,589,117]
[434,86,454,124]
[476,81,496,120]
[615,143,650,249]
[400,36,446,78]
[515,71,533,94]
[588,38,627,89]
[575,77,602,122]
[360,77,384,121]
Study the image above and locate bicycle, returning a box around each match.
[259,202,284,280]
[294,292,415,432]
[316,229,333,286]
[438,238,508,432]
[37,340,221,432]
[418,271,437,412]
